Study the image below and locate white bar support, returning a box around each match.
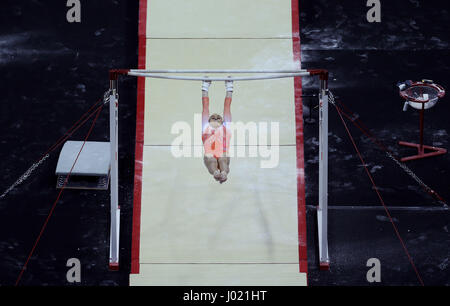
[318,79,330,270]
[108,81,120,270]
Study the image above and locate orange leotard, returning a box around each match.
[202,96,232,158]
[202,125,232,158]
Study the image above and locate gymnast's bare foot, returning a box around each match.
[219,171,228,184]
[213,170,221,181]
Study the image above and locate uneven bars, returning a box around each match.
[127,72,310,81]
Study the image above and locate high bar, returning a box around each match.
[127,72,311,81]
[128,69,308,74]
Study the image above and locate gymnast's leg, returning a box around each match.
[204,155,221,180]
[217,158,230,183]
[218,156,230,173]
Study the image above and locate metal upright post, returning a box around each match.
[318,77,330,270]
[109,78,120,270]
[419,103,425,154]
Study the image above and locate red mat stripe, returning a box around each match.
[130,0,148,274]
[292,0,308,275]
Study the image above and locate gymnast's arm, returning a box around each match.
[223,92,232,124]
[223,80,233,124]
[202,81,211,131]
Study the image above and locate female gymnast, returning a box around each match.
[201,78,233,183]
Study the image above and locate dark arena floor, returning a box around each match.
[0,0,449,288]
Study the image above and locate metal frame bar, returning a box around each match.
[318,79,330,270]
[129,69,309,74]
[108,79,120,270]
[127,71,311,81]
